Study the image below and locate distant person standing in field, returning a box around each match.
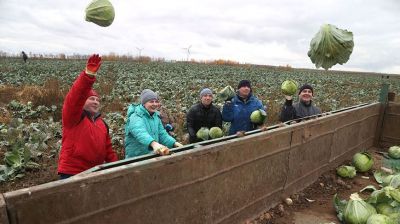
[57,54,118,179]
[280,84,321,122]
[21,51,28,63]
[222,80,266,135]
[124,89,183,158]
[186,88,222,143]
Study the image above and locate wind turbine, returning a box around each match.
[136,47,144,57]
[182,45,192,61]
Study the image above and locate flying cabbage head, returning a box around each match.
[85,0,115,27]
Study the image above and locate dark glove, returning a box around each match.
[86,54,102,75]
[165,124,174,132]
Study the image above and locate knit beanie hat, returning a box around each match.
[140,89,158,104]
[298,84,314,95]
[237,80,251,89]
[87,89,99,98]
[200,88,213,98]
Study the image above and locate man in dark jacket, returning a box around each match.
[187,88,222,143]
[57,54,118,179]
[280,84,321,122]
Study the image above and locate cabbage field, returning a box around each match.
[0,58,399,191]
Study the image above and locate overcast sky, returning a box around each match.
[1,0,399,73]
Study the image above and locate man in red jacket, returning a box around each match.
[57,54,118,179]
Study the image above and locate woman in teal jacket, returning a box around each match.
[125,89,183,158]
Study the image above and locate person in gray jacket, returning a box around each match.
[280,84,321,122]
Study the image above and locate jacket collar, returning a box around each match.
[137,104,160,117]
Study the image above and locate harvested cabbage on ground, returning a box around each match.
[85,0,115,27]
[353,152,374,172]
[336,165,357,178]
[308,24,354,70]
[388,146,400,159]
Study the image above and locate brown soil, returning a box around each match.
[250,148,384,224]
[0,154,59,193]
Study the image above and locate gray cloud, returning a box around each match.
[0,0,399,73]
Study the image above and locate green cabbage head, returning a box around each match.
[209,127,224,139]
[218,86,235,101]
[353,152,374,172]
[85,0,115,27]
[344,193,376,224]
[388,146,400,159]
[308,24,354,70]
[250,109,266,124]
[281,80,298,96]
[196,127,209,141]
[366,214,394,224]
[336,165,356,178]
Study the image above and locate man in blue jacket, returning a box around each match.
[222,80,266,135]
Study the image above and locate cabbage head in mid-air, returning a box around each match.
[85,0,115,27]
[308,24,354,70]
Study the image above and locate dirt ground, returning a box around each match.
[250,148,384,224]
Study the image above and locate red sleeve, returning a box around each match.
[62,71,96,128]
[105,134,118,162]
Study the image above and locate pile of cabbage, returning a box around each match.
[334,147,400,224]
[308,24,354,70]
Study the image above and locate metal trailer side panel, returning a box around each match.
[283,117,336,195]
[381,102,400,145]
[0,194,9,224]
[4,131,291,224]
[2,103,384,224]
[330,104,380,166]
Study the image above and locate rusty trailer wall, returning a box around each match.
[1,103,383,224]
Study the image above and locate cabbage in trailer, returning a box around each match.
[308,24,354,70]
